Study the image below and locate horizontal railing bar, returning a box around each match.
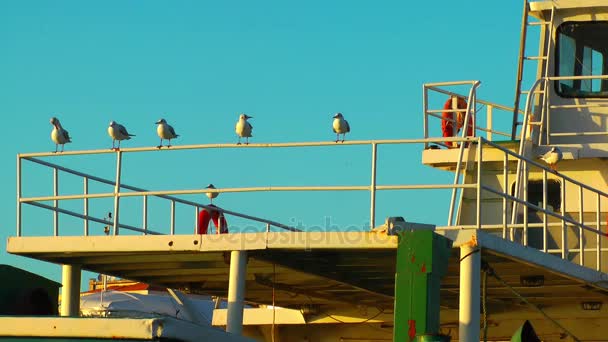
[20,184,478,203]
[481,138,608,198]
[19,138,480,158]
[25,201,164,235]
[549,104,608,109]
[426,112,511,137]
[549,132,608,137]
[22,157,300,232]
[548,75,608,81]
[424,85,521,113]
[424,80,481,87]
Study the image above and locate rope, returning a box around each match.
[482,261,581,342]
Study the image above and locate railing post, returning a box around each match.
[542,170,548,252]
[597,193,602,271]
[561,178,568,260]
[476,138,482,229]
[486,105,493,141]
[113,151,123,235]
[170,200,176,235]
[370,143,378,229]
[16,155,22,237]
[579,185,584,266]
[523,160,528,246]
[503,153,508,239]
[423,85,429,149]
[194,206,200,234]
[54,168,59,236]
[143,195,148,235]
[84,177,89,236]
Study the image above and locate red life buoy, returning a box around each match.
[441,96,473,147]
[197,205,229,234]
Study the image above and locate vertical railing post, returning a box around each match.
[112,151,123,235]
[370,143,378,229]
[16,155,22,237]
[83,177,89,236]
[579,185,584,266]
[597,193,602,271]
[523,160,528,246]
[170,200,176,235]
[476,138,482,229]
[542,170,548,253]
[194,206,200,234]
[486,105,493,141]
[143,196,148,235]
[423,85,429,148]
[561,178,568,260]
[502,153,508,239]
[54,168,59,236]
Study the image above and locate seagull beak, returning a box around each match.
[247,116,253,119]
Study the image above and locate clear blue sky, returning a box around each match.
[0,1,525,288]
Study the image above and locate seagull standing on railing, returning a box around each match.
[332,113,350,143]
[539,146,562,171]
[205,184,218,203]
[108,121,135,150]
[50,117,72,153]
[155,118,179,149]
[235,114,253,145]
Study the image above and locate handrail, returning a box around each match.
[424,85,522,114]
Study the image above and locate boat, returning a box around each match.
[6,0,608,340]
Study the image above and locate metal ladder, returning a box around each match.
[511,0,556,238]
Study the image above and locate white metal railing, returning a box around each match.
[422,80,519,150]
[16,137,477,238]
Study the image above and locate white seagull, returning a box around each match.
[50,117,72,153]
[108,121,135,150]
[155,118,179,148]
[539,146,563,171]
[332,113,350,143]
[235,114,253,145]
[205,184,218,203]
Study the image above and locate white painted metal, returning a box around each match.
[370,143,378,229]
[226,250,247,335]
[143,195,148,234]
[459,244,480,342]
[170,200,175,235]
[113,151,122,235]
[83,177,89,236]
[60,264,81,317]
[53,168,58,236]
[476,141,482,229]
[16,155,21,237]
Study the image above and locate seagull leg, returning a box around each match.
[61,144,65,153]
[341,134,346,143]
[111,140,115,150]
[54,145,58,153]
[335,133,339,143]
[167,139,171,148]
[246,137,249,145]
[237,137,241,145]
[157,138,163,149]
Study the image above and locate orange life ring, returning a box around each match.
[441,96,472,147]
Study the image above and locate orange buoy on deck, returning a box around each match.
[441,96,473,147]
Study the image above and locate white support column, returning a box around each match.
[226,251,248,335]
[60,264,81,317]
[459,245,480,342]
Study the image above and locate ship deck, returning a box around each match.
[8,230,608,321]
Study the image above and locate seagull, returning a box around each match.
[235,114,253,145]
[155,118,179,148]
[539,146,563,171]
[332,113,350,143]
[107,121,135,150]
[205,184,218,203]
[50,117,72,153]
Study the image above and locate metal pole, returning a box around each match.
[597,193,602,271]
[84,177,89,236]
[561,179,567,260]
[542,170,548,252]
[370,143,378,229]
[60,264,81,317]
[195,206,199,234]
[423,86,429,149]
[476,140,482,229]
[170,200,176,235]
[54,168,59,236]
[579,185,584,266]
[503,153,508,239]
[486,105,493,141]
[226,250,247,335]
[16,155,22,237]
[143,196,148,235]
[511,0,530,140]
[113,151,122,235]
[523,160,528,246]
[459,244,480,342]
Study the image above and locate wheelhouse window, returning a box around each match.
[556,21,608,97]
